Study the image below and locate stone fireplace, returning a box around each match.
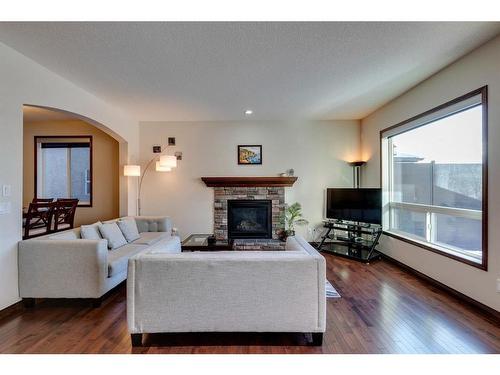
[201,177,297,241]
[214,187,284,240]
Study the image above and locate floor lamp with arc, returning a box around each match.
[124,148,178,216]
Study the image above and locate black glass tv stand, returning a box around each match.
[316,220,382,263]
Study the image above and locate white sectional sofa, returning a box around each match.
[18,216,180,307]
[127,235,326,346]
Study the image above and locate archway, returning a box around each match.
[23,105,129,226]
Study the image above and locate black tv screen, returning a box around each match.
[326,188,382,224]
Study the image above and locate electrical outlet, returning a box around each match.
[497,279,500,293]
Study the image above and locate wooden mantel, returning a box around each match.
[201,176,298,187]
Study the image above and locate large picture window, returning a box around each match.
[380,87,487,269]
[34,136,93,207]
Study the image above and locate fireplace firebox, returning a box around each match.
[227,200,272,239]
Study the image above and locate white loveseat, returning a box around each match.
[127,235,326,346]
[18,216,180,307]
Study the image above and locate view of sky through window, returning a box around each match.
[391,106,482,164]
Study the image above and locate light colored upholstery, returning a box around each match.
[134,216,172,234]
[285,235,303,251]
[127,235,326,335]
[81,223,102,240]
[48,230,80,240]
[80,222,102,240]
[19,239,109,298]
[147,236,182,254]
[99,222,128,250]
[108,244,147,277]
[18,216,179,299]
[117,218,140,242]
[132,231,170,246]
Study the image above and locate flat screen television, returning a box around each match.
[326,188,382,224]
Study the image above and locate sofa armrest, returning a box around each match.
[18,239,109,298]
[132,216,173,233]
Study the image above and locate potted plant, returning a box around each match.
[278,202,309,241]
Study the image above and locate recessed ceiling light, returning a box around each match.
[244,109,253,115]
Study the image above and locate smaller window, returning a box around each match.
[35,136,93,207]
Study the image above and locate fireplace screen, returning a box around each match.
[227,200,272,239]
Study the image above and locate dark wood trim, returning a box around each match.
[201,176,298,187]
[481,86,488,271]
[379,86,487,137]
[34,135,93,208]
[378,86,488,271]
[89,135,93,207]
[381,253,500,323]
[22,298,35,308]
[131,333,143,347]
[237,144,262,165]
[92,297,102,308]
[131,332,321,347]
[0,300,23,321]
[310,333,323,346]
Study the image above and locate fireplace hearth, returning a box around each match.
[228,200,272,239]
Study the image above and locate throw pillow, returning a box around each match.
[81,223,102,240]
[98,222,127,250]
[117,218,140,243]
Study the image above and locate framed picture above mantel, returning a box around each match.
[238,145,262,165]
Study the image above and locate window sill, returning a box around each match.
[382,230,487,271]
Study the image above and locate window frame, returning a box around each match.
[379,86,488,270]
[34,135,93,208]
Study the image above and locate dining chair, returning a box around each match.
[53,199,79,232]
[23,202,56,239]
[32,198,54,203]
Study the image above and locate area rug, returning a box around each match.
[326,280,341,298]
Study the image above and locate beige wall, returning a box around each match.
[0,41,139,311]
[139,120,360,241]
[360,35,500,311]
[23,120,120,226]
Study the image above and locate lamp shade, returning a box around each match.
[124,165,141,176]
[155,161,172,172]
[159,155,177,168]
[348,161,366,167]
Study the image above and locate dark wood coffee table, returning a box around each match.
[181,234,234,251]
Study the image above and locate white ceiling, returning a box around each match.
[2,22,499,122]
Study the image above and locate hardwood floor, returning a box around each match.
[0,253,499,354]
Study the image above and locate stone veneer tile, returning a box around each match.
[213,186,285,240]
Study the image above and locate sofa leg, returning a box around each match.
[131,333,142,347]
[91,297,102,308]
[310,333,323,346]
[23,298,35,308]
